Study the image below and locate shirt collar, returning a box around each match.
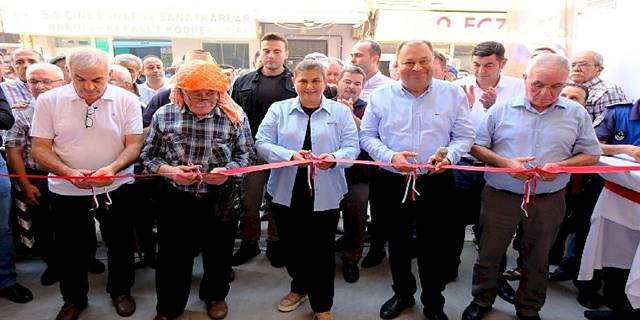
[290,95,331,115]
[180,104,221,119]
[510,95,570,112]
[62,84,117,104]
[582,76,602,89]
[397,80,433,98]
[631,100,640,121]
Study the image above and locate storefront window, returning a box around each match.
[113,39,172,66]
[203,43,249,69]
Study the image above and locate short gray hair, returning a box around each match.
[109,64,133,83]
[525,53,570,75]
[338,65,366,81]
[26,63,64,80]
[586,50,604,67]
[67,48,109,71]
[114,53,143,71]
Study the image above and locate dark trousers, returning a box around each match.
[239,158,278,242]
[130,178,159,263]
[18,171,56,268]
[271,202,340,313]
[50,184,135,305]
[367,168,387,253]
[452,160,486,269]
[375,169,457,311]
[473,186,565,316]
[155,184,238,318]
[340,182,369,263]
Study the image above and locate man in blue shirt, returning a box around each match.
[360,40,475,320]
[462,53,601,320]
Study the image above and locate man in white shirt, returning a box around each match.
[350,40,395,102]
[31,48,144,320]
[451,41,525,303]
[349,39,396,269]
[139,55,170,94]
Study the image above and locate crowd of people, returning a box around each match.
[0,32,638,320]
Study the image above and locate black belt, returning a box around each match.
[492,186,565,198]
[459,157,485,167]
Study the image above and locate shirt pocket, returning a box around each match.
[162,132,188,164]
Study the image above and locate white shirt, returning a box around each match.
[139,81,171,96]
[454,75,524,131]
[30,84,143,196]
[362,70,395,103]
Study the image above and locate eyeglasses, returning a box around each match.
[571,62,595,69]
[28,79,63,86]
[85,106,97,128]
[182,90,218,101]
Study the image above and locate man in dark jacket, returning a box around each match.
[230,33,297,267]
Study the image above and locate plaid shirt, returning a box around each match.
[0,79,33,108]
[141,103,255,194]
[4,100,40,171]
[582,76,630,122]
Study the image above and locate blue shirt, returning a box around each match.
[476,95,602,194]
[594,101,640,146]
[255,96,360,211]
[360,80,475,171]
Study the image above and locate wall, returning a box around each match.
[262,23,358,61]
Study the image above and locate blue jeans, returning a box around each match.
[0,156,16,289]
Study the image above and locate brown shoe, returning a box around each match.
[113,294,136,317]
[55,303,86,320]
[153,316,172,320]
[206,300,228,319]
[314,311,333,320]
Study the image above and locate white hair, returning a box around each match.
[26,63,64,80]
[114,53,143,71]
[525,53,570,75]
[109,64,133,83]
[67,47,109,71]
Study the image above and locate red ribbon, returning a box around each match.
[2,159,639,180]
[604,180,640,204]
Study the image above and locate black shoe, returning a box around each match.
[516,312,541,320]
[585,310,640,320]
[379,295,414,319]
[423,308,448,320]
[461,302,492,320]
[231,241,261,266]
[577,291,602,309]
[549,264,577,282]
[88,258,105,274]
[342,262,360,283]
[0,283,33,303]
[361,248,386,268]
[497,277,516,304]
[266,240,285,268]
[41,267,60,286]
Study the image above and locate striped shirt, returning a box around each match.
[141,103,255,194]
[4,100,40,171]
[0,79,33,108]
[582,76,630,122]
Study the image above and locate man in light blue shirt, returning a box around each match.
[360,40,474,320]
[462,53,601,320]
